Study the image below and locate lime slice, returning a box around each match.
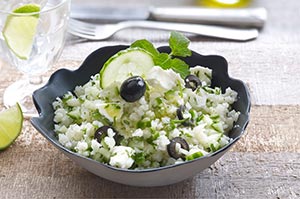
[2,4,40,60]
[0,103,23,150]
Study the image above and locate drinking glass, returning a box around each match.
[0,0,70,117]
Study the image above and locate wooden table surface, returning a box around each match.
[1,0,300,198]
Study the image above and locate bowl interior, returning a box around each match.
[31,45,250,171]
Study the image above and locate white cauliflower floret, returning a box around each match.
[58,133,72,149]
[190,65,212,86]
[132,128,143,137]
[90,139,102,156]
[153,134,170,151]
[109,146,135,169]
[170,128,181,138]
[75,141,89,157]
[66,124,83,141]
[84,122,96,137]
[104,128,116,149]
[66,98,81,107]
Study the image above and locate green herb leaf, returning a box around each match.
[169,31,192,57]
[186,151,203,161]
[170,58,190,78]
[210,143,218,152]
[154,53,190,78]
[137,120,151,129]
[133,152,146,164]
[131,39,159,57]
[153,53,171,69]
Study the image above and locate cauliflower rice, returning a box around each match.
[53,65,240,169]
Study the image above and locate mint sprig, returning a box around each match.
[169,31,192,57]
[130,31,191,78]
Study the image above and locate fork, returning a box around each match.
[68,19,259,41]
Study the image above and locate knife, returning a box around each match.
[70,5,267,28]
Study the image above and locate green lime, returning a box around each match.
[2,4,40,60]
[0,103,23,151]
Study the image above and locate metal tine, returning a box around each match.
[69,23,94,35]
[69,30,96,39]
[69,18,95,29]
[69,19,96,33]
[69,25,94,36]
[68,22,96,37]
[69,28,96,38]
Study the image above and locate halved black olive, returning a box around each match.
[184,74,201,91]
[120,76,146,102]
[177,105,193,126]
[167,137,189,160]
[94,126,122,145]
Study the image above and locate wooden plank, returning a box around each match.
[0,150,299,198]
[233,105,300,152]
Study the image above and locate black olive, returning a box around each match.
[177,105,186,120]
[94,126,123,145]
[167,137,189,160]
[120,76,146,102]
[184,74,201,91]
[177,105,193,126]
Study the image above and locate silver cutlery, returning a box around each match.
[71,6,267,28]
[68,19,259,41]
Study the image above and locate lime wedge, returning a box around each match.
[0,103,23,151]
[2,4,40,60]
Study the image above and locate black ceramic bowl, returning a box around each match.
[31,45,250,187]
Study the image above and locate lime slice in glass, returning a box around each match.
[0,103,23,150]
[2,4,40,60]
